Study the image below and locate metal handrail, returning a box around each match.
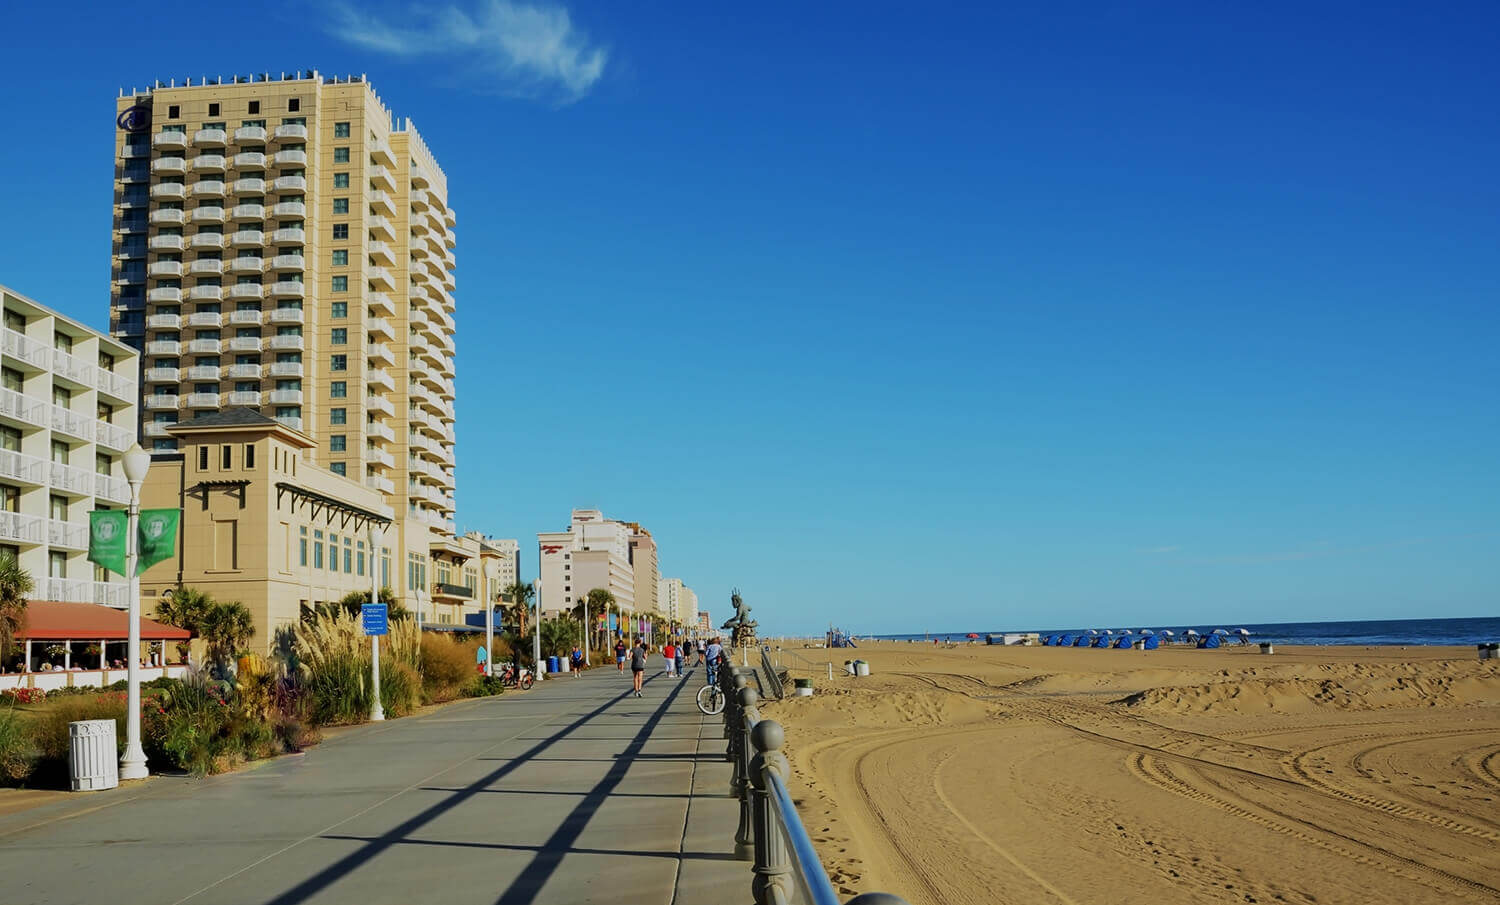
[720,665,912,905]
[760,644,785,699]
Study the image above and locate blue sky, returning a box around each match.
[1,1,1496,633]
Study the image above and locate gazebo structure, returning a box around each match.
[1,601,193,692]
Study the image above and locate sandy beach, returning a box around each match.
[760,641,1500,905]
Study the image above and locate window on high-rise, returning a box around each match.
[167,105,180,119]
[334,122,350,138]
[331,302,348,318]
[331,355,347,371]
[331,328,347,344]
[330,381,347,398]
[332,250,348,266]
[248,101,260,115]
[334,148,350,163]
[208,103,220,117]
[333,173,350,189]
[330,408,347,425]
[331,463,346,476]
[332,224,348,239]
[287,98,301,112]
[331,276,348,292]
[333,199,348,214]
[330,435,346,452]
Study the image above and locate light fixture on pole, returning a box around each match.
[368,522,385,722]
[533,582,542,680]
[119,443,152,781]
[482,559,496,677]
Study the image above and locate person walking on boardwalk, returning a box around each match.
[630,641,648,697]
[674,641,685,678]
[615,638,627,673]
[663,641,676,678]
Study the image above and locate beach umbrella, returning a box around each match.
[1104,629,1113,635]
[966,633,980,639]
[1184,629,1199,637]
[1236,628,1250,636]
[1212,628,1230,635]
[1160,630,1174,637]
[1140,629,1154,636]
[1087,629,1098,635]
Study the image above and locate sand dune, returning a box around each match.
[762,642,1500,905]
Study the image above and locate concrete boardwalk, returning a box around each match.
[0,664,746,905]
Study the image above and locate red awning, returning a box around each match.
[16,601,193,642]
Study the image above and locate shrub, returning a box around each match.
[294,610,420,724]
[0,708,38,783]
[0,688,45,705]
[420,635,475,704]
[464,675,506,698]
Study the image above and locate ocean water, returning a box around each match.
[870,616,1500,647]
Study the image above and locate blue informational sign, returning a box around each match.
[608,613,617,631]
[362,603,389,636]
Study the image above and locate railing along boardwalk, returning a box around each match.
[718,655,912,905]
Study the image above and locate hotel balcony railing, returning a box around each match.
[51,349,94,385]
[149,261,183,278]
[190,233,225,250]
[142,423,172,438]
[186,312,222,328]
[151,157,187,175]
[266,335,302,351]
[272,124,307,141]
[94,471,129,504]
[272,176,306,192]
[150,183,186,201]
[147,287,183,303]
[225,391,261,406]
[226,337,262,353]
[431,582,474,600]
[185,339,221,354]
[187,286,222,302]
[152,132,188,150]
[367,369,393,391]
[366,421,395,442]
[367,316,395,338]
[191,207,227,224]
[0,511,46,545]
[49,461,95,496]
[368,292,396,315]
[271,227,306,244]
[185,365,220,381]
[369,165,395,190]
[369,216,395,239]
[272,149,307,166]
[148,235,185,252]
[96,370,136,401]
[96,420,132,452]
[366,395,394,417]
[48,578,131,609]
[364,475,395,494]
[48,404,91,440]
[267,362,303,378]
[144,394,178,410]
[144,341,181,356]
[192,155,227,173]
[368,240,395,264]
[224,363,261,379]
[227,309,263,326]
[369,191,395,215]
[234,126,267,143]
[270,255,305,272]
[367,447,395,468]
[229,232,265,250]
[184,392,221,408]
[190,182,226,200]
[368,138,395,166]
[267,307,304,325]
[227,284,264,301]
[230,177,265,194]
[233,149,267,167]
[188,261,222,277]
[367,342,393,363]
[267,389,303,405]
[0,449,46,485]
[193,128,228,147]
[269,282,305,299]
[231,204,266,221]
[150,209,186,226]
[271,201,306,218]
[273,414,303,432]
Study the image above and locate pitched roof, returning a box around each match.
[171,407,280,429]
[17,601,193,641]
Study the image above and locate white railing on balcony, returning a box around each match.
[48,577,130,608]
[367,342,393,363]
[144,340,181,356]
[365,475,396,495]
[227,309,263,326]
[186,312,222,328]
[271,201,306,218]
[268,307,305,325]
[50,461,95,495]
[97,369,136,400]
[233,149,267,167]
[142,423,171,438]
[367,369,393,391]
[369,216,394,238]
[185,339,221,354]
[184,393,221,408]
[266,335,302,350]
[231,204,266,220]
[0,511,46,545]
[149,235,185,252]
[52,349,94,385]
[94,472,129,504]
[368,292,395,315]
[190,233,225,250]
[147,287,183,303]
[224,363,261,379]
[150,183,186,201]
[267,362,303,378]
[271,228,306,244]
[145,314,180,332]
[225,391,261,406]
[187,286,223,302]
[50,404,91,439]
[189,260,223,276]
[150,209,185,226]
[144,367,180,383]
[145,394,178,410]
[272,176,306,192]
[185,365,220,381]
[272,124,307,141]
[366,421,394,442]
[367,447,395,468]
[0,449,45,485]
[96,421,132,451]
[272,149,307,166]
[227,258,264,274]
[270,255,305,271]
[227,285,264,300]
[151,157,187,174]
[149,261,183,278]
[193,128,228,146]
[190,180,226,197]
[226,337,262,353]
[267,389,303,405]
[234,126,267,143]
[43,518,82,548]
[269,282,305,298]
[274,415,303,432]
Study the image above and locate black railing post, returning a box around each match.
[749,719,792,905]
[735,685,760,856]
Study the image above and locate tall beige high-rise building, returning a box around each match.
[108,71,466,617]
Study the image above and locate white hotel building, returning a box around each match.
[537,509,636,620]
[0,284,139,607]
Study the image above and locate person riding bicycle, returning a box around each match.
[704,636,724,684]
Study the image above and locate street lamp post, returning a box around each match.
[533,587,542,680]
[368,523,385,722]
[119,443,152,781]
[482,560,496,677]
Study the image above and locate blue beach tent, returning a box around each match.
[1141,634,1160,650]
[1092,634,1109,648]
[1113,634,1134,649]
[1058,634,1072,647]
[1045,635,1057,646]
[1197,633,1221,649]
[1073,635,1088,647]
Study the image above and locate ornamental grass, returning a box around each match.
[295,610,419,724]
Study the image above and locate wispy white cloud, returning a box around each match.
[327,0,608,104]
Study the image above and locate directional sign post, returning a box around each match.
[362,603,389,636]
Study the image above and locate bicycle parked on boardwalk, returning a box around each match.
[696,658,725,715]
[499,661,535,691]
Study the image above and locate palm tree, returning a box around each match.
[539,617,579,658]
[156,586,212,662]
[0,554,34,667]
[502,581,534,636]
[584,588,615,651]
[199,600,255,676]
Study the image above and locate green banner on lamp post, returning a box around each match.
[87,510,129,577]
[136,509,180,575]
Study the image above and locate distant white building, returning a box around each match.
[537,509,637,620]
[658,577,699,626]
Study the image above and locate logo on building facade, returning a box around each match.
[540,544,565,555]
[116,105,151,132]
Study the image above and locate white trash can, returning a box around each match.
[854,660,871,677]
[1260,643,1275,655]
[69,719,119,792]
[559,656,570,673]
